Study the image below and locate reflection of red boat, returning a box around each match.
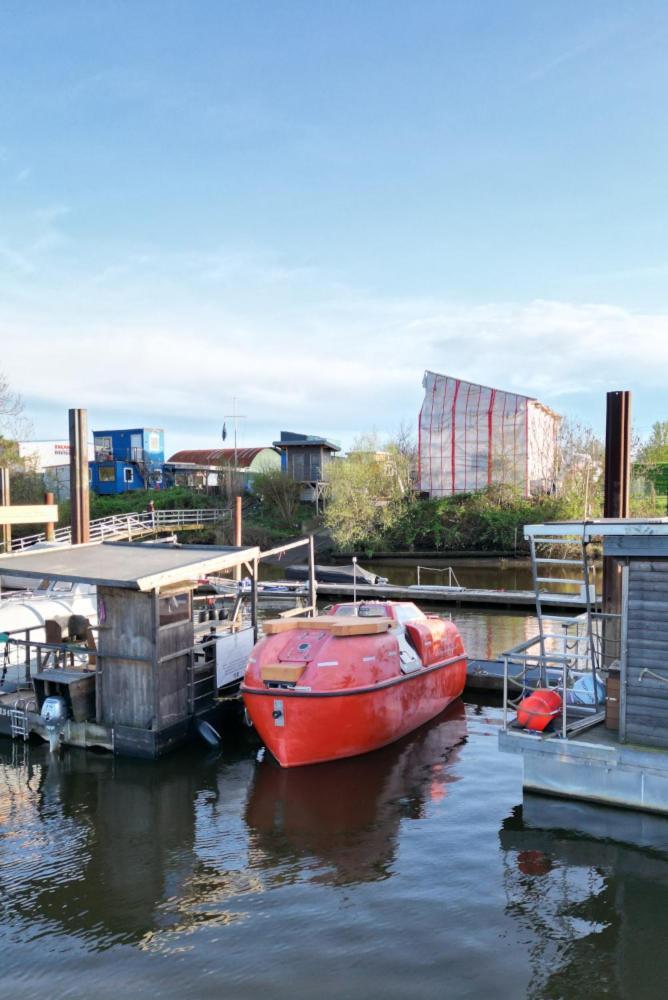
[241,601,467,767]
[245,701,467,884]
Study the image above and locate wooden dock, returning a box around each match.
[316,581,589,612]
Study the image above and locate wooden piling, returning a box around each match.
[69,408,90,544]
[0,467,10,553]
[44,492,56,542]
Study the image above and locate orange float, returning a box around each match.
[515,689,562,731]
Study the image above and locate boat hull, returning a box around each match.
[243,656,466,767]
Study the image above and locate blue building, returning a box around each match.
[90,428,165,494]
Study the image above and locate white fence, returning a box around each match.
[11,508,229,551]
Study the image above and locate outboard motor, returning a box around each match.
[68,614,90,642]
[41,696,68,753]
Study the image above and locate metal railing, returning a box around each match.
[415,565,462,588]
[501,612,618,739]
[11,508,230,551]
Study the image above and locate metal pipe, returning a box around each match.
[251,557,259,642]
[352,556,358,603]
[258,537,310,561]
[602,390,631,670]
[233,495,243,581]
[308,534,317,617]
[619,562,630,743]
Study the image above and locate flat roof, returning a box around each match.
[0,541,261,592]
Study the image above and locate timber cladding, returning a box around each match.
[97,585,194,731]
[625,559,668,749]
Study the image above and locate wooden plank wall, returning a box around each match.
[98,587,155,728]
[156,599,193,727]
[626,560,668,748]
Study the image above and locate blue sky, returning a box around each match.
[1,0,667,455]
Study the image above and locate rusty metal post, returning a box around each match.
[69,408,90,544]
[44,492,56,542]
[0,466,10,553]
[603,391,631,520]
[602,390,631,667]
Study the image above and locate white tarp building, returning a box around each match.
[418,371,560,498]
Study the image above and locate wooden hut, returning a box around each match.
[0,541,260,757]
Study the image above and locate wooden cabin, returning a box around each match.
[0,541,260,758]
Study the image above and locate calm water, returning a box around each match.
[2,699,668,999]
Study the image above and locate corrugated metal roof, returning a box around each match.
[167,448,278,468]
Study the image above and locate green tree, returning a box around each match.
[324,432,414,550]
[638,421,668,465]
[252,469,303,528]
[555,418,604,518]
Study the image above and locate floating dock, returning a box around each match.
[316,581,589,612]
[499,518,668,816]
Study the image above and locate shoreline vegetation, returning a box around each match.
[8,478,659,561]
[5,415,667,558]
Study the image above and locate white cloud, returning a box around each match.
[1,240,666,450]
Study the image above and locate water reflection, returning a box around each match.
[0,702,468,959]
[0,745,220,948]
[499,795,668,998]
[245,701,467,886]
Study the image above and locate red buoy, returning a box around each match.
[516,689,562,731]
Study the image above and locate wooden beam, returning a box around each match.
[0,468,10,552]
[0,504,60,526]
[69,408,90,544]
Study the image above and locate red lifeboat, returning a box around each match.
[241,602,467,768]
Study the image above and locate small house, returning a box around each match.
[273,432,340,503]
[0,541,261,758]
[90,428,165,494]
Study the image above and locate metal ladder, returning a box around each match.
[9,699,31,741]
[526,526,599,697]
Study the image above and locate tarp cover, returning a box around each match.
[418,371,558,497]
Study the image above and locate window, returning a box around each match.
[159,593,190,626]
[148,432,160,452]
[99,465,115,483]
[358,604,388,618]
[123,467,134,483]
[393,604,426,625]
[94,436,113,460]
